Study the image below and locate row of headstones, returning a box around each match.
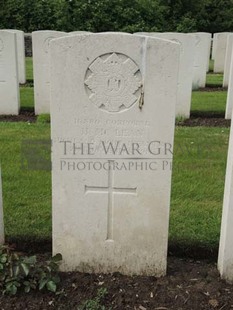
[212,32,233,78]
[3,29,233,118]
[33,31,212,118]
[1,32,233,281]
[0,30,215,118]
[0,30,26,115]
[0,29,90,115]
[31,31,233,120]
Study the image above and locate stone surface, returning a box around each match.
[191,32,211,89]
[32,31,67,115]
[0,167,4,244]
[225,50,233,119]
[218,106,233,282]
[3,29,26,84]
[51,33,179,276]
[0,30,20,115]
[212,33,217,60]
[203,33,212,72]
[135,32,194,118]
[214,32,230,73]
[223,34,233,87]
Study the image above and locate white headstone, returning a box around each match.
[225,51,233,119]
[214,32,230,73]
[0,30,20,115]
[32,31,67,115]
[223,34,233,87]
[51,33,179,276]
[191,33,210,89]
[212,33,218,60]
[135,32,194,118]
[3,29,26,84]
[0,167,4,244]
[202,33,212,72]
[218,106,233,281]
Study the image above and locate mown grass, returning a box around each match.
[0,123,51,243]
[26,57,33,81]
[206,73,223,87]
[20,87,34,109]
[0,123,229,251]
[191,91,227,114]
[170,126,229,250]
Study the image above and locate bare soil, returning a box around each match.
[0,111,36,123]
[0,256,233,310]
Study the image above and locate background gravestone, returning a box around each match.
[136,32,195,118]
[223,34,233,87]
[225,51,233,119]
[191,33,210,89]
[193,33,212,73]
[32,31,67,115]
[51,33,179,276]
[214,32,230,73]
[212,33,218,60]
[3,29,26,84]
[0,30,19,115]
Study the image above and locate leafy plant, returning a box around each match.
[0,245,62,295]
[78,288,109,310]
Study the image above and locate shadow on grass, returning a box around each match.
[205,84,225,89]
[20,107,34,113]
[6,237,52,254]
[191,111,225,118]
[7,236,219,260]
[168,241,218,261]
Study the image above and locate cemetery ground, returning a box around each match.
[0,59,233,309]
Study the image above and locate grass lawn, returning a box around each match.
[170,126,229,249]
[0,123,229,251]
[20,87,34,110]
[191,91,227,115]
[26,57,33,81]
[206,73,223,87]
[0,122,51,243]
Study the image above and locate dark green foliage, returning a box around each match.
[0,0,64,32]
[0,245,62,295]
[0,0,233,37]
[61,0,168,32]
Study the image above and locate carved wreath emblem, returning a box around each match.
[84,53,142,112]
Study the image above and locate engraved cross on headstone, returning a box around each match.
[85,161,137,241]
